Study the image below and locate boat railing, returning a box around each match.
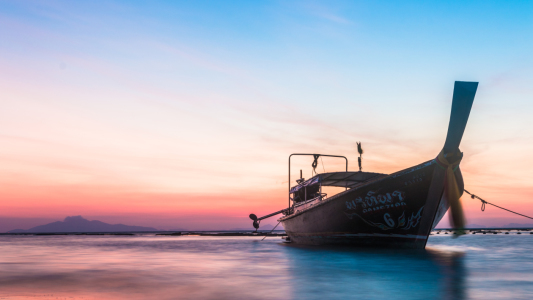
[288,153,348,216]
[293,193,327,213]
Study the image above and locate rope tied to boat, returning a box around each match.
[465,190,533,220]
[261,221,281,241]
[435,149,465,234]
[473,193,488,212]
[311,154,320,175]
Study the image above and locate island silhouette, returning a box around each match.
[8,216,157,233]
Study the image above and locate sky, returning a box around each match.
[1,0,533,231]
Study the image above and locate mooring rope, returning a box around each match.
[261,221,281,241]
[465,189,533,220]
[311,154,320,175]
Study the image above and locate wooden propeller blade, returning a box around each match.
[442,81,479,153]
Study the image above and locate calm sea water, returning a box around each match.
[1,233,532,300]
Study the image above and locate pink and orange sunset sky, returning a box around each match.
[1,1,533,231]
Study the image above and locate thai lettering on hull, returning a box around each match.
[345,190,406,213]
[345,207,424,231]
[344,189,424,231]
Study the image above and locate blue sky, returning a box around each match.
[1,0,533,230]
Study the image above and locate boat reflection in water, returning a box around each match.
[281,243,466,299]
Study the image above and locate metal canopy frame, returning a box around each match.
[289,171,386,193]
[288,153,348,212]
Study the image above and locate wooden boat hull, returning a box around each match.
[279,160,458,249]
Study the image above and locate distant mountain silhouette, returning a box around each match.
[466,224,486,228]
[502,223,533,228]
[8,216,157,233]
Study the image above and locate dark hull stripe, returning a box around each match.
[288,233,428,240]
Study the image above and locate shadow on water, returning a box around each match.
[279,243,466,300]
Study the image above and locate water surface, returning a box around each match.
[1,233,532,299]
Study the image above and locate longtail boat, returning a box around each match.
[250,81,478,249]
